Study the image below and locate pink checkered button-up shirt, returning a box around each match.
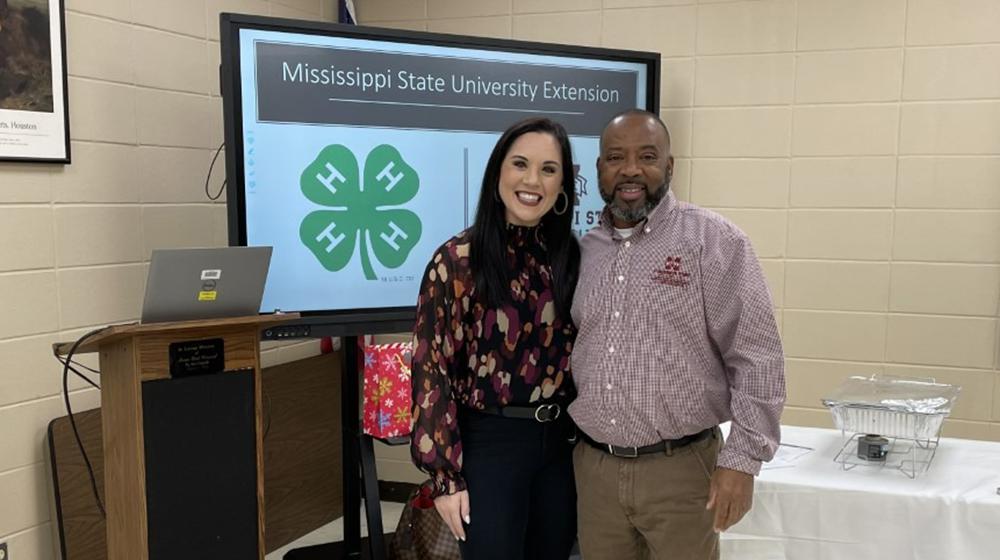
[568,192,785,475]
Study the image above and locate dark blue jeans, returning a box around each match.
[457,409,577,560]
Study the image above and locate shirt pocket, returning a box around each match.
[632,247,705,336]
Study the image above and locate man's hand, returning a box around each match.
[434,490,470,541]
[705,467,753,532]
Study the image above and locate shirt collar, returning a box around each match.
[599,190,677,238]
[506,222,544,248]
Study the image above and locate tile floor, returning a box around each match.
[266,501,406,559]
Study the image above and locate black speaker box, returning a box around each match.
[141,370,259,560]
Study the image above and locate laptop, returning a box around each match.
[140,247,272,324]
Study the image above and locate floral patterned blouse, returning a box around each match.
[410,225,576,497]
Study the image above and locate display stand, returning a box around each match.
[285,335,397,560]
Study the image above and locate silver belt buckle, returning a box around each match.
[534,403,560,422]
[611,444,639,458]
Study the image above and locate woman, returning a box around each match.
[410,117,580,560]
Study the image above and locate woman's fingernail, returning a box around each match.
[464,515,471,524]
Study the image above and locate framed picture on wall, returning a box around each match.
[0,0,70,163]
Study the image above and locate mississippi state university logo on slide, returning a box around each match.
[299,144,422,280]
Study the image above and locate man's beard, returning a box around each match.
[601,176,670,225]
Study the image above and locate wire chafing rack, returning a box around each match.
[823,375,960,479]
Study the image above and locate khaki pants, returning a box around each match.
[573,429,721,560]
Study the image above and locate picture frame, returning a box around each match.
[0,0,70,163]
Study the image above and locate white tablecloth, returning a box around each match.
[721,424,1000,560]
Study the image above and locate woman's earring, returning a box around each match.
[553,191,569,215]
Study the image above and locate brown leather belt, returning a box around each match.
[580,427,714,458]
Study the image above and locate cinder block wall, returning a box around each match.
[2,1,999,553]
[357,0,1000,483]
[0,1,334,556]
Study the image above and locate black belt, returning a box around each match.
[478,403,563,423]
[581,427,715,458]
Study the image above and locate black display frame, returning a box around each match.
[219,13,660,336]
[0,0,72,163]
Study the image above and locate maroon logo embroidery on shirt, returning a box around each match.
[652,256,690,286]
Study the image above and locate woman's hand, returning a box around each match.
[434,490,470,541]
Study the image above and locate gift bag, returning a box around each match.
[362,342,413,439]
[388,485,461,560]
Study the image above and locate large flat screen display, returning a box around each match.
[221,14,658,333]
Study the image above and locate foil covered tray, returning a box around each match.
[822,375,961,441]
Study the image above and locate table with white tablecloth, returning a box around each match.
[720,424,1000,560]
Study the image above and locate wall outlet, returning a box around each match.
[0,541,8,560]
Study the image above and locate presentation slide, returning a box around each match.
[237,28,649,314]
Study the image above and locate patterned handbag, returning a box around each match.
[388,484,461,560]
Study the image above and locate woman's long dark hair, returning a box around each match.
[469,117,580,320]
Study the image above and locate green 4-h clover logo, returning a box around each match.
[299,144,422,280]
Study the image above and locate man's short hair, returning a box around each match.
[600,109,671,150]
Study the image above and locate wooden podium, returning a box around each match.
[55,314,297,560]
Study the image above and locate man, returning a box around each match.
[568,110,785,559]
